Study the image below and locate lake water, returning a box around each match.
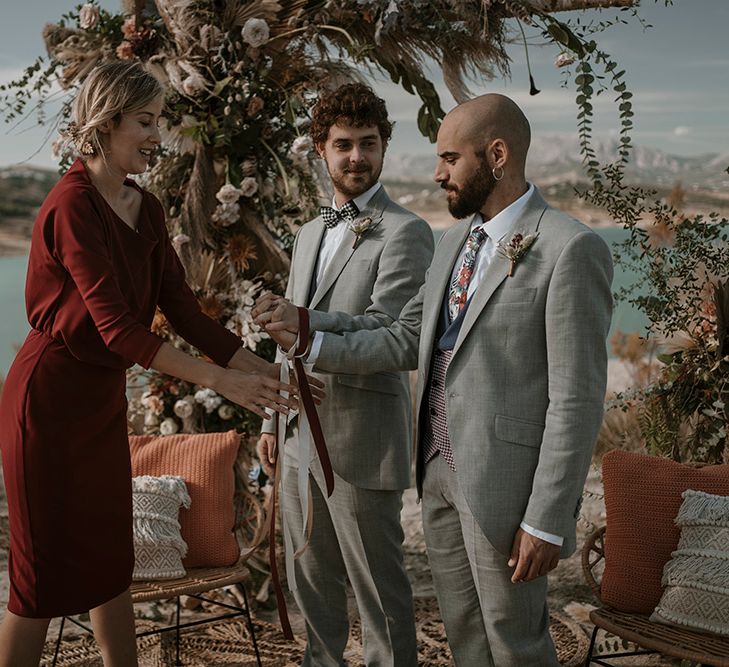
[0,228,647,375]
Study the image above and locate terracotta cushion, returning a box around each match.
[130,431,240,568]
[601,450,729,613]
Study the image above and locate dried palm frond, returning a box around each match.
[178,143,216,264]
[187,250,231,294]
[231,0,283,28]
[527,0,635,10]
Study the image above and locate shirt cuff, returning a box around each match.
[520,522,564,547]
[306,331,323,364]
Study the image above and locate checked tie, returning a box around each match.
[320,200,359,229]
[447,226,488,321]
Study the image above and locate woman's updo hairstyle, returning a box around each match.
[66,61,162,158]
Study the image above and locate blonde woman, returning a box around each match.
[0,62,301,666]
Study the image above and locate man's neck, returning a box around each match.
[480,180,529,222]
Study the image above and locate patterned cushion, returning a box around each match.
[132,475,190,580]
[601,450,729,613]
[650,490,729,636]
[130,431,240,568]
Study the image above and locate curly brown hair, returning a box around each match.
[310,83,393,147]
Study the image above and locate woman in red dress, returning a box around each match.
[0,62,298,666]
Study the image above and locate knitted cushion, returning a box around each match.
[601,450,729,613]
[651,490,729,636]
[130,431,240,568]
[132,475,190,580]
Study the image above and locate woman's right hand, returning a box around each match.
[215,368,298,419]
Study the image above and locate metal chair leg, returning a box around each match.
[175,596,182,666]
[236,582,262,667]
[51,616,66,667]
[584,625,599,666]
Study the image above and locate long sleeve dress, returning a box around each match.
[0,159,242,618]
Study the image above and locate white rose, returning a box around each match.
[290,135,313,156]
[216,183,242,205]
[173,397,194,418]
[79,3,100,29]
[182,71,208,97]
[239,176,258,198]
[160,418,179,436]
[218,404,235,420]
[194,388,214,403]
[241,18,270,48]
[555,52,576,68]
[203,395,223,413]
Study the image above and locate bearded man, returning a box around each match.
[257,83,434,666]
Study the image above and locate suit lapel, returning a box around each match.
[308,187,388,309]
[293,220,326,306]
[452,188,549,357]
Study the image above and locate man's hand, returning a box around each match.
[508,528,561,583]
[253,292,307,351]
[256,433,277,478]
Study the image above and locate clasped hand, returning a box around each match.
[252,292,302,350]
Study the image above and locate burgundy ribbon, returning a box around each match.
[268,306,335,638]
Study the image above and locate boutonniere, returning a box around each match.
[497,232,539,277]
[348,216,375,249]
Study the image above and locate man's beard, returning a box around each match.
[329,163,381,199]
[443,159,496,219]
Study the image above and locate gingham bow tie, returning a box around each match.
[320,200,359,229]
[448,226,488,321]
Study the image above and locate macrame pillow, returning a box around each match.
[132,475,191,581]
[651,490,729,636]
[601,450,729,613]
[129,431,240,567]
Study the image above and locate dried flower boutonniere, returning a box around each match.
[348,216,375,249]
[497,232,539,277]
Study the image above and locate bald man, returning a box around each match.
[254,94,613,666]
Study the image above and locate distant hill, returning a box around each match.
[0,165,57,240]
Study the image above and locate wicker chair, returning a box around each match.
[49,482,267,667]
[582,526,729,667]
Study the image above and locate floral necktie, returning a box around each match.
[447,226,488,321]
[320,200,359,229]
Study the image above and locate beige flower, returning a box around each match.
[182,71,207,97]
[239,176,259,198]
[216,183,242,205]
[241,18,270,48]
[116,41,134,60]
[240,156,257,176]
[218,404,235,420]
[79,4,99,29]
[555,52,575,68]
[160,417,179,436]
[121,15,137,39]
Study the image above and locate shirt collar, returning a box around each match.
[331,182,382,212]
[473,182,534,242]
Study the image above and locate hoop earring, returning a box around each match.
[492,165,504,181]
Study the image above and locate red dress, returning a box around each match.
[0,160,241,617]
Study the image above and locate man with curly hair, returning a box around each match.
[257,82,434,666]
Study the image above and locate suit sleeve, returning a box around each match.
[522,231,613,539]
[310,217,434,333]
[53,191,164,368]
[156,224,241,368]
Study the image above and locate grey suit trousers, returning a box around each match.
[282,464,417,667]
[422,455,560,667]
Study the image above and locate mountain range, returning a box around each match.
[382,136,729,192]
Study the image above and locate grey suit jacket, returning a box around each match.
[308,187,613,556]
[261,186,434,490]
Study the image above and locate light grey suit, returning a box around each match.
[307,187,614,665]
[262,185,434,666]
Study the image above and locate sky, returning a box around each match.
[1,0,728,168]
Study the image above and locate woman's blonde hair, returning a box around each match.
[67,61,163,159]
